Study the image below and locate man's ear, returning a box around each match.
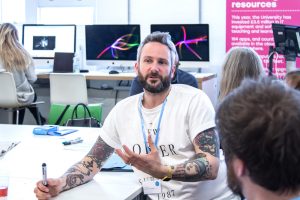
[170,64,176,79]
[134,62,139,75]
[232,157,246,177]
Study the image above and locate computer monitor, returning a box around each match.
[272,23,300,58]
[272,23,300,72]
[85,24,140,70]
[151,24,209,68]
[22,24,76,67]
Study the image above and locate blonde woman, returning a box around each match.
[219,47,265,101]
[0,23,45,124]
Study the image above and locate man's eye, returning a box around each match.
[144,59,152,63]
[158,60,168,65]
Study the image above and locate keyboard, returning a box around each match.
[35,66,53,74]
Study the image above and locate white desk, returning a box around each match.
[0,124,142,200]
[36,71,216,90]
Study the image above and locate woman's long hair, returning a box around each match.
[0,23,33,71]
[219,47,265,101]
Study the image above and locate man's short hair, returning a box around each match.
[216,78,300,193]
[136,31,178,67]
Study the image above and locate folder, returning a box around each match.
[33,125,77,136]
[101,153,133,172]
[33,125,58,135]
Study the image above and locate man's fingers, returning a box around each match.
[122,145,134,156]
[116,145,139,165]
[115,148,134,165]
[147,134,157,152]
[115,149,130,164]
[34,183,51,200]
[37,181,49,193]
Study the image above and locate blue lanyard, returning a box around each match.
[138,94,167,154]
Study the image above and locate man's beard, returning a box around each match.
[227,161,245,199]
[138,70,171,93]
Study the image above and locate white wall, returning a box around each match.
[201,0,226,69]
[201,0,226,97]
[95,0,128,24]
[130,0,200,40]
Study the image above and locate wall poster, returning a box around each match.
[226,0,300,78]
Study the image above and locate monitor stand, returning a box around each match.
[34,59,54,69]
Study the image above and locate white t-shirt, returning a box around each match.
[100,84,235,200]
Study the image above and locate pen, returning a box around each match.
[42,163,48,186]
[62,137,83,145]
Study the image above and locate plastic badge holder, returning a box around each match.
[33,125,58,135]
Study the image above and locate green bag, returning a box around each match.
[48,103,103,126]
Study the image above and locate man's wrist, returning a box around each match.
[161,165,173,181]
[59,176,67,192]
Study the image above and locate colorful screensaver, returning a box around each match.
[151,24,209,61]
[85,25,140,60]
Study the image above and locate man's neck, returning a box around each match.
[142,87,171,109]
[243,178,298,200]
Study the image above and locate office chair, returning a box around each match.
[49,73,95,125]
[0,72,43,125]
[49,73,88,105]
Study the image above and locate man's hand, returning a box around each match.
[115,134,168,179]
[34,178,63,200]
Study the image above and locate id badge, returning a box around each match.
[142,179,162,194]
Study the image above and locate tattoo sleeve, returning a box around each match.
[61,136,114,191]
[171,128,220,182]
[194,128,220,157]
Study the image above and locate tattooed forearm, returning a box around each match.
[61,136,114,191]
[171,153,213,182]
[87,136,114,167]
[194,128,220,157]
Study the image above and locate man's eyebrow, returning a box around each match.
[143,56,152,59]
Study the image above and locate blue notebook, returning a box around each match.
[101,153,133,172]
[33,125,58,135]
[33,126,77,136]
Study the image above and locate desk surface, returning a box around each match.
[0,124,142,200]
[36,71,216,81]
[36,71,216,90]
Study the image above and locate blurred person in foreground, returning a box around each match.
[216,78,300,200]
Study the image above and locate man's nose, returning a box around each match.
[149,62,160,71]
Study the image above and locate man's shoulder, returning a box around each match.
[172,83,198,91]
[177,69,194,77]
[171,84,205,97]
[115,93,140,108]
[176,69,198,88]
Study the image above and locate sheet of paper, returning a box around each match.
[0,141,20,158]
